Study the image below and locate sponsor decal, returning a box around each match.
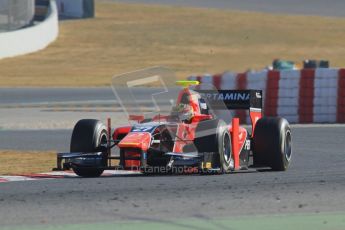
[245,140,251,150]
[200,93,250,101]
[201,162,212,169]
[200,102,207,110]
[131,126,155,132]
[205,162,212,169]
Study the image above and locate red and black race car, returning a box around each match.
[55,67,292,177]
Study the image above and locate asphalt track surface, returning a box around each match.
[0,87,114,105]
[108,0,345,17]
[0,88,124,130]
[0,129,71,151]
[1,125,345,229]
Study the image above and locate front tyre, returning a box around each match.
[218,128,234,173]
[70,119,108,177]
[194,119,234,174]
[253,117,292,171]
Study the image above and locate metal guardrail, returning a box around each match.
[0,0,58,59]
[0,0,35,32]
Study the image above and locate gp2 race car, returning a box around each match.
[54,69,292,177]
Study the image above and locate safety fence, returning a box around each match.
[189,68,345,124]
[0,0,58,59]
[0,0,35,32]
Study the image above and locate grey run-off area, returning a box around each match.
[106,0,345,17]
[0,87,172,131]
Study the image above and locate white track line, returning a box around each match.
[0,170,141,183]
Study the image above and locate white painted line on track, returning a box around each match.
[0,176,38,182]
[0,170,142,183]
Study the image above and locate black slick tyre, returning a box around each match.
[70,119,108,177]
[194,119,234,174]
[253,117,292,171]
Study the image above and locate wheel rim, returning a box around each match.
[223,133,233,168]
[284,130,292,161]
[99,132,108,146]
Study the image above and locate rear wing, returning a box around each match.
[196,89,263,135]
[195,89,262,111]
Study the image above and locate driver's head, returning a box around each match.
[176,103,194,122]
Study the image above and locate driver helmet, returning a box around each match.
[175,103,194,122]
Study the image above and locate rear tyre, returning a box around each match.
[194,119,234,174]
[253,117,292,171]
[218,129,233,173]
[70,119,108,177]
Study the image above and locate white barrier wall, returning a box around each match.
[189,68,345,124]
[0,0,58,59]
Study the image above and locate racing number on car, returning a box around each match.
[132,126,154,132]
